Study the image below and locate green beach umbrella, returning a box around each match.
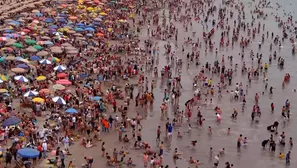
[121,7,127,11]
[0,57,5,63]
[33,45,43,50]
[12,43,23,48]
[25,39,36,45]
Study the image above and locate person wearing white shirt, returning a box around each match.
[42,141,48,158]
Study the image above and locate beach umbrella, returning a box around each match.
[53,84,65,90]
[4,29,13,33]
[14,75,29,82]
[41,36,51,40]
[65,108,78,114]
[67,50,79,54]
[0,79,3,83]
[0,37,8,41]
[25,39,36,45]
[44,18,54,23]
[0,57,5,63]
[17,148,40,159]
[33,45,43,50]
[23,90,38,97]
[74,27,84,32]
[16,64,29,69]
[36,76,46,81]
[99,12,107,16]
[0,89,8,93]
[5,55,16,60]
[57,18,67,23]
[51,48,63,54]
[2,116,21,126]
[25,46,38,53]
[52,96,66,105]
[0,75,8,81]
[39,59,51,65]
[76,23,85,27]
[54,65,66,71]
[5,41,15,46]
[39,89,50,94]
[56,79,71,85]
[36,51,49,57]
[11,68,26,73]
[44,41,54,45]
[1,47,13,52]
[92,96,101,101]
[35,12,43,17]
[121,7,127,11]
[12,43,23,48]
[49,57,60,63]
[56,72,68,78]
[84,27,95,32]
[30,55,40,61]
[49,25,58,29]
[97,33,104,37]
[18,58,30,64]
[32,97,45,103]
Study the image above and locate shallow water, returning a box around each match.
[38,0,297,167]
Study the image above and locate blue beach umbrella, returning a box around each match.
[44,18,54,23]
[4,29,13,33]
[14,75,29,82]
[92,96,101,101]
[2,116,21,126]
[30,55,40,61]
[84,27,95,32]
[16,64,29,69]
[35,12,43,17]
[74,27,84,32]
[76,23,85,27]
[65,108,78,114]
[17,148,40,159]
[23,90,38,97]
[52,96,66,105]
[57,18,66,23]
[49,25,58,29]
[44,41,54,45]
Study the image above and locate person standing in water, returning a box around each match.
[286,151,291,165]
[237,134,243,148]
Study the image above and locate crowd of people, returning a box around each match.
[0,0,296,167]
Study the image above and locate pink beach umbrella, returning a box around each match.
[56,79,72,85]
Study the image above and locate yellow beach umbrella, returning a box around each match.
[32,97,45,103]
[119,19,127,23]
[36,76,46,81]
[0,75,9,81]
[99,12,107,16]
[0,89,8,93]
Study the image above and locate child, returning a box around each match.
[177,132,183,138]
[227,128,231,135]
[208,126,212,134]
[188,124,192,133]
[243,137,248,145]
